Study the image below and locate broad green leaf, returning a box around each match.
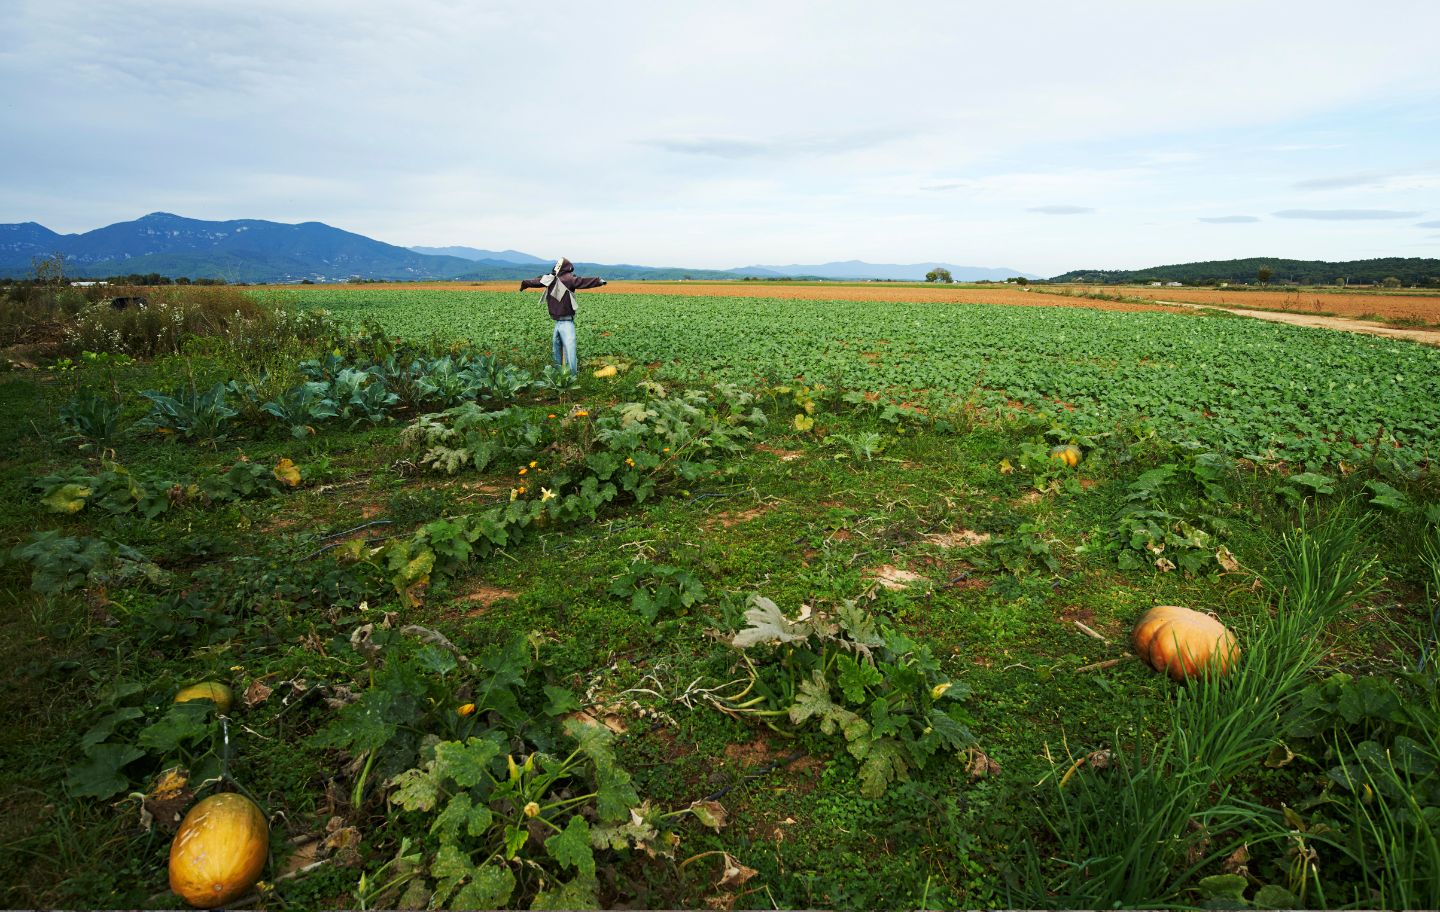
[835,654,883,705]
[42,483,92,514]
[543,685,581,717]
[137,703,213,753]
[430,842,474,881]
[450,864,516,910]
[434,737,502,789]
[390,767,441,812]
[856,737,910,798]
[67,743,145,799]
[529,873,600,910]
[430,791,493,840]
[544,815,595,878]
[80,706,144,751]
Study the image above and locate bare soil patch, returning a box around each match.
[924,529,991,549]
[451,581,519,616]
[865,565,928,590]
[707,504,775,529]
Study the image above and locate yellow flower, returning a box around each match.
[529,460,538,468]
[541,487,556,501]
[518,467,528,476]
[930,682,952,701]
[548,413,557,419]
[662,447,670,453]
[625,457,635,467]
[575,409,589,417]
[523,801,541,818]
[457,703,476,717]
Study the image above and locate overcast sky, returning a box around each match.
[3,0,1438,275]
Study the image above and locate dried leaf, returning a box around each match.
[962,747,1001,778]
[1265,742,1295,769]
[716,853,757,889]
[273,458,302,487]
[689,800,729,831]
[731,596,809,648]
[244,679,274,708]
[1223,844,1251,875]
[1155,557,1177,573]
[1216,546,1241,573]
[142,766,193,831]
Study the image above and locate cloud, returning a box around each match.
[1027,205,1095,215]
[1417,220,1440,228]
[1273,209,1422,220]
[1198,215,1260,223]
[643,129,900,160]
[1292,171,1389,190]
[1291,164,1440,192]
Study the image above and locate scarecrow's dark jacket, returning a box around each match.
[519,259,607,320]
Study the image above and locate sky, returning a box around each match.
[2,0,1438,276]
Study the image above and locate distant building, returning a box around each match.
[70,280,108,287]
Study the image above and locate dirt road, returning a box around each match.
[1156,301,1440,346]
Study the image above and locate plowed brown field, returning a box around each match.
[1048,285,1440,325]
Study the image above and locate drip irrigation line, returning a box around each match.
[303,535,396,561]
[700,749,807,803]
[318,519,393,542]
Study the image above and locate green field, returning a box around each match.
[264,288,1440,468]
[3,287,1438,909]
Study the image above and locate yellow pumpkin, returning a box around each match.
[1048,444,1082,468]
[174,683,234,715]
[593,364,618,378]
[1132,605,1239,681]
[169,793,269,908]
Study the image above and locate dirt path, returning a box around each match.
[1157,301,1440,346]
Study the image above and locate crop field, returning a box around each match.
[265,287,1440,468]
[293,280,1187,315]
[3,285,1439,910]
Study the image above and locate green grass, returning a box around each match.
[1,294,1436,909]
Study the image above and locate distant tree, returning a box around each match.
[1015,276,1029,286]
[925,268,954,284]
[1257,267,1274,286]
[1381,276,1402,288]
[1335,277,1346,288]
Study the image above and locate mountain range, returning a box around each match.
[0,213,1038,283]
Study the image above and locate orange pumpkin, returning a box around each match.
[169,793,269,907]
[1048,444,1082,468]
[174,683,234,715]
[1132,605,1239,681]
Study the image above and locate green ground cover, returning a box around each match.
[1,290,1437,909]
[262,288,1440,469]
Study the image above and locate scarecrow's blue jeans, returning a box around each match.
[551,318,577,376]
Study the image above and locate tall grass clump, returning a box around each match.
[65,286,331,358]
[1023,505,1380,908]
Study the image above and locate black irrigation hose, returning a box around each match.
[700,749,807,803]
[302,535,396,561]
[318,519,394,542]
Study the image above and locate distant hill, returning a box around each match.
[0,213,479,283]
[1051,257,1440,286]
[736,260,1041,281]
[1,212,1042,284]
[409,245,548,265]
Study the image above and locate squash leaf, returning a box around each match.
[67,743,146,799]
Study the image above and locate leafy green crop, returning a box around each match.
[265,289,1440,469]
